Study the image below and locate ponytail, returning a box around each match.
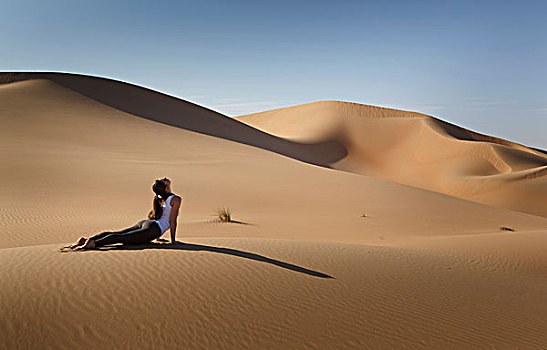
[148,195,163,220]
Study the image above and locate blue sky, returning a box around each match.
[2,0,546,149]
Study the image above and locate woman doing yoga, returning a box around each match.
[70,177,182,250]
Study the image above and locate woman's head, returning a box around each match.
[148,177,173,220]
[152,177,171,199]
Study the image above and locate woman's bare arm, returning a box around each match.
[169,196,182,243]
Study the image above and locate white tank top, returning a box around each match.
[155,194,178,235]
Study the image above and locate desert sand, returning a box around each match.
[1,72,546,349]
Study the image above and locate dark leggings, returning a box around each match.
[90,219,162,247]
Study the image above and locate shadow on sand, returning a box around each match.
[97,241,334,279]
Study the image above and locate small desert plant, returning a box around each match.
[216,207,231,222]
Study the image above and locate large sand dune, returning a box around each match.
[1,72,546,349]
[236,101,547,217]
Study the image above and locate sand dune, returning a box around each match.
[0,72,346,167]
[235,101,547,217]
[1,72,546,349]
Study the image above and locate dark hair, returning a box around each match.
[148,178,174,220]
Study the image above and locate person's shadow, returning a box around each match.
[97,241,334,279]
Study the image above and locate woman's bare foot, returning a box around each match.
[69,237,86,249]
[74,238,96,250]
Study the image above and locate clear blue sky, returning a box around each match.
[2,0,546,149]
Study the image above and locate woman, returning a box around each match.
[69,177,182,250]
